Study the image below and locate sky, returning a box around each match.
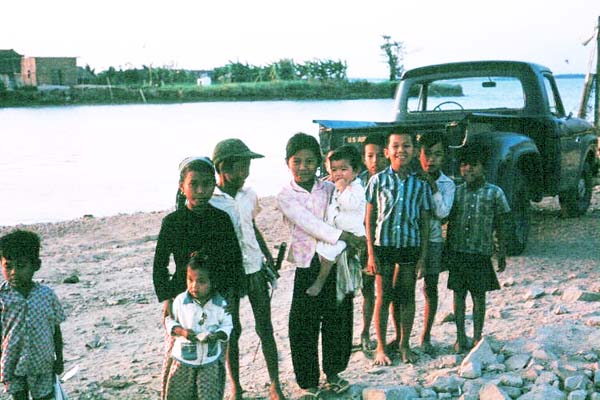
[2,0,599,79]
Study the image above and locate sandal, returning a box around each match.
[326,376,350,394]
[298,387,320,399]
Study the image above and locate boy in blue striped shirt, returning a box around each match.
[365,131,432,365]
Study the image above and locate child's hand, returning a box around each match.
[497,257,506,272]
[335,178,348,192]
[367,253,378,275]
[182,328,197,342]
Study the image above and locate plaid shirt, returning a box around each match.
[447,182,511,256]
[0,282,65,380]
[365,167,432,248]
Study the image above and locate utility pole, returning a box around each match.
[595,16,600,127]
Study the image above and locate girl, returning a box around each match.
[152,156,243,399]
[164,252,233,400]
[277,133,363,398]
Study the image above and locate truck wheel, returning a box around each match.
[559,163,593,217]
[507,170,530,256]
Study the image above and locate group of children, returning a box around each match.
[0,129,510,400]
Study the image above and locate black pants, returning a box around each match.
[288,256,354,389]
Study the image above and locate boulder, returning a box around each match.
[462,338,498,369]
[566,390,586,400]
[516,384,566,400]
[505,353,531,371]
[500,373,524,388]
[362,385,419,400]
[479,383,511,400]
[460,360,482,379]
[563,374,589,392]
[561,287,600,302]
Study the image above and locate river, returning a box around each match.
[0,77,587,226]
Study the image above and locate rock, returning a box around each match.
[553,305,568,315]
[500,373,524,387]
[489,363,507,373]
[516,384,566,400]
[429,375,464,393]
[595,369,600,388]
[479,383,511,400]
[561,287,600,302]
[463,337,497,369]
[531,348,558,362]
[563,374,589,391]
[586,317,600,327]
[438,354,462,368]
[583,352,598,362]
[460,360,482,379]
[535,371,559,385]
[590,393,600,400]
[362,385,419,400]
[85,335,105,349]
[63,274,80,284]
[550,287,562,296]
[502,277,515,287]
[462,380,483,396]
[499,385,521,398]
[418,387,437,398]
[566,390,587,400]
[505,353,531,371]
[459,394,479,400]
[522,368,540,382]
[524,287,545,300]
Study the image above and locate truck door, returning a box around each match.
[542,74,581,192]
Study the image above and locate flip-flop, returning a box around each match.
[299,388,320,399]
[326,377,350,394]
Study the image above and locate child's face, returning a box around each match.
[385,134,414,171]
[420,142,445,175]
[287,149,319,185]
[330,159,358,184]
[363,144,387,176]
[222,159,251,191]
[460,160,484,184]
[180,170,216,211]
[186,267,211,301]
[1,256,36,291]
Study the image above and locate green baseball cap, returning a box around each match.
[212,138,264,167]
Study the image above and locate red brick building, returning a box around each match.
[22,57,77,86]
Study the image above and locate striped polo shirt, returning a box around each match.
[447,182,511,256]
[366,167,432,248]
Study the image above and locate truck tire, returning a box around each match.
[507,170,530,256]
[559,163,593,217]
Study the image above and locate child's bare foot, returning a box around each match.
[399,346,418,363]
[306,279,325,297]
[372,349,392,366]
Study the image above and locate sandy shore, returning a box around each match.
[0,188,599,399]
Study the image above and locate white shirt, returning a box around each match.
[325,177,366,236]
[430,172,456,243]
[165,292,233,366]
[210,187,264,275]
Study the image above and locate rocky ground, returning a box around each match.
[0,187,599,400]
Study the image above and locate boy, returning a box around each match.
[417,131,456,354]
[0,230,65,400]
[446,145,510,353]
[365,131,431,365]
[210,138,285,400]
[357,133,388,352]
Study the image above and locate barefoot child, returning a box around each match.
[365,131,431,365]
[277,133,364,398]
[164,252,233,400]
[152,157,244,399]
[417,131,456,354]
[357,133,388,352]
[210,138,285,400]
[0,230,65,400]
[308,145,366,300]
[446,145,510,353]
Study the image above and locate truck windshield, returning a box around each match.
[407,76,525,112]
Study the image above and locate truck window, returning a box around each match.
[407,76,525,112]
[542,75,563,117]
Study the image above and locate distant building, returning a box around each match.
[22,57,77,87]
[0,49,23,88]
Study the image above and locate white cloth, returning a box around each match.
[316,178,366,261]
[429,172,456,243]
[165,292,233,366]
[210,187,263,275]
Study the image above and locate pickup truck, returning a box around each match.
[315,60,599,255]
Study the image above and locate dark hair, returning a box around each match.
[328,145,363,171]
[459,144,488,165]
[386,131,415,146]
[418,131,447,150]
[0,230,41,266]
[285,132,322,165]
[363,133,387,151]
[176,158,216,210]
[187,251,212,274]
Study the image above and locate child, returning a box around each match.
[152,156,244,399]
[164,252,233,400]
[277,133,363,398]
[308,145,366,300]
[446,145,510,353]
[357,133,388,352]
[0,230,65,400]
[365,131,431,365]
[210,138,285,400]
[417,131,456,354]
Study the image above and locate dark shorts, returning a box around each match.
[447,251,500,294]
[374,246,420,276]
